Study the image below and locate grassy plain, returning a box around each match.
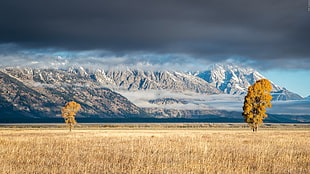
[0,123,309,174]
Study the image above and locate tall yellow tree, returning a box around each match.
[61,101,81,131]
[242,79,272,131]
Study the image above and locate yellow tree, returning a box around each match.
[61,101,81,131]
[242,79,272,131]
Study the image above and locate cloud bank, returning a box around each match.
[0,0,309,70]
[120,91,310,115]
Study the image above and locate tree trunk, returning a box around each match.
[252,124,258,132]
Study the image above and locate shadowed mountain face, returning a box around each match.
[0,67,222,120]
[0,64,306,123]
[0,69,145,122]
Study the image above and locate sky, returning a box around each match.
[262,69,310,97]
[0,0,309,96]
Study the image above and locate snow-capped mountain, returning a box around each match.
[197,64,264,95]
[196,64,303,100]
[4,64,300,100]
[94,69,221,94]
[0,63,306,122]
[69,65,302,101]
[0,68,145,121]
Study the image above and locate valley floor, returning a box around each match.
[0,124,309,173]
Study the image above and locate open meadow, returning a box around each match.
[0,123,309,174]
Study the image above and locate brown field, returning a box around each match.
[0,124,309,174]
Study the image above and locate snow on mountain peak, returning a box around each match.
[197,63,262,95]
[196,63,303,100]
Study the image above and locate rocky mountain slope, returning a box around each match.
[197,64,303,100]
[0,63,306,122]
[87,68,221,94]
[0,69,144,122]
[63,64,303,101]
[0,67,223,121]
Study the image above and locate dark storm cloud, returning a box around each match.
[0,0,309,67]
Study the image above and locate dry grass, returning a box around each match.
[0,127,309,174]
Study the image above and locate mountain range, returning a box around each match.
[0,63,308,123]
[0,69,144,122]
[196,64,303,100]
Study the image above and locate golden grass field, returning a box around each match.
[0,123,309,174]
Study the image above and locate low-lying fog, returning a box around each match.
[119,90,310,115]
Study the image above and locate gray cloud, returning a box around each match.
[0,44,214,71]
[0,0,309,69]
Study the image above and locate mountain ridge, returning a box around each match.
[196,64,303,100]
[0,63,306,122]
[55,64,303,100]
[0,68,146,121]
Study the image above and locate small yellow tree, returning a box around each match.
[242,79,272,131]
[61,101,81,131]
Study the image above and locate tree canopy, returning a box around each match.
[242,79,272,131]
[61,101,81,131]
